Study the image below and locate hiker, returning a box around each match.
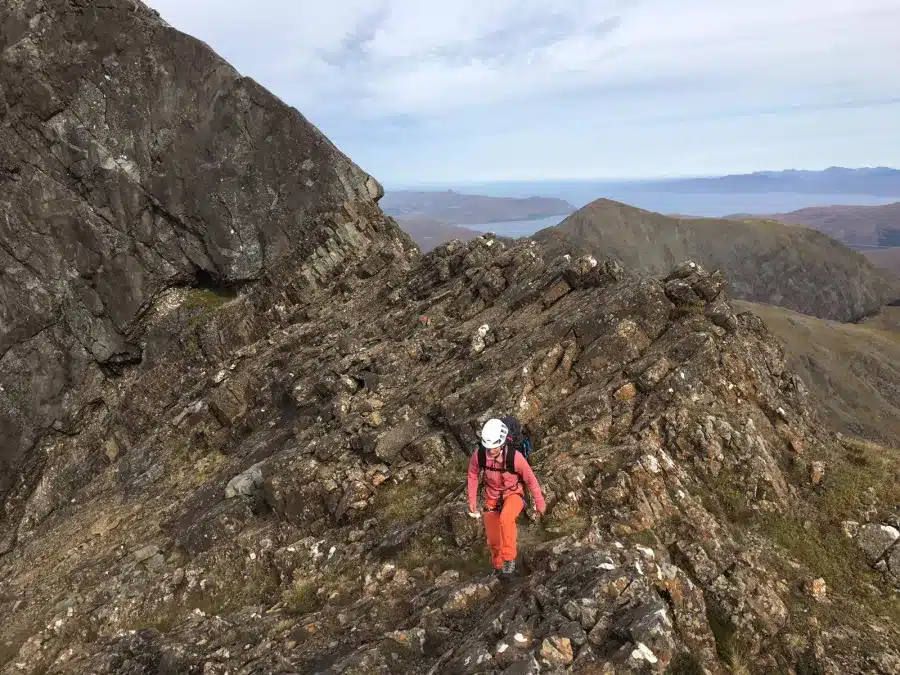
[467,417,546,577]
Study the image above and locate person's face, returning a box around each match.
[488,445,502,459]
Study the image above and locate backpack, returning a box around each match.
[501,415,531,459]
[476,416,534,505]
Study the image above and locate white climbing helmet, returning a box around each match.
[480,418,509,449]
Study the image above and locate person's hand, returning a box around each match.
[468,504,480,518]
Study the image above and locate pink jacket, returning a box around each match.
[467,447,546,513]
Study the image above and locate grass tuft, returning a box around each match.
[818,439,900,523]
[396,535,487,577]
[372,481,431,528]
[282,580,322,616]
[666,653,706,675]
[183,288,235,311]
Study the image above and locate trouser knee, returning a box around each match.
[499,516,518,535]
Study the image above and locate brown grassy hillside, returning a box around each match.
[864,247,900,274]
[736,301,900,447]
[730,202,900,248]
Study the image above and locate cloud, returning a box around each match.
[145,0,900,182]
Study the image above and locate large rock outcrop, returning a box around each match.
[2,230,899,673]
[0,0,391,526]
[532,199,899,323]
[1,3,899,675]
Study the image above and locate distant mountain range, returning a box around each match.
[530,199,898,323]
[644,167,900,197]
[392,168,900,218]
[381,189,574,225]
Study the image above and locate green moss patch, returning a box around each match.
[183,288,236,311]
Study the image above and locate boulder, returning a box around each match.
[133,544,160,563]
[889,544,900,578]
[373,416,431,464]
[540,636,574,666]
[857,524,900,562]
[450,508,483,549]
[804,578,828,602]
[225,462,265,499]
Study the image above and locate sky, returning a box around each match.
[145,0,900,185]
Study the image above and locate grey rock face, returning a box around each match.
[2,222,898,673]
[0,0,393,517]
[889,544,900,578]
[132,544,160,563]
[857,524,900,562]
[224,461,265,499]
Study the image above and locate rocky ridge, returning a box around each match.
[2,232,899,673]
[1,2,899,674]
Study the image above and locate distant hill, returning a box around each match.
[381,189,574,225]
[646,167,900,197]
[394,217,482,252]
[531,199,899,322]
[736,302,900,447]
[863,247,900,274]
[727,202,900,248]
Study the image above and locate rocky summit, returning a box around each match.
[2,3,900,675]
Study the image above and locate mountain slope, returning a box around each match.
[728,202,900,248]
[734,301,900,447]
[2,3,900,675]
[381,189,574,224]
[532,199,899,322]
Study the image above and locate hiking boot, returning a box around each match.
[501,560,516,577]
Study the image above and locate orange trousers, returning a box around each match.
[483,494,525,569]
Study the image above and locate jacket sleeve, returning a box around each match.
[467,452,480,510]
[515,453,545,512]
